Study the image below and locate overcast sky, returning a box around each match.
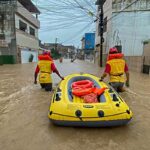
[33,0,97,48]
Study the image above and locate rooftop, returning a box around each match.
[18,0,40,14]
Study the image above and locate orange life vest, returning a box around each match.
[38,55,53,61]
[93,87,107,95]
[107,53,124,61]
[72,87,93,97]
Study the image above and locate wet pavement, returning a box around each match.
[0,59,150,150]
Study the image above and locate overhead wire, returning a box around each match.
[31,0,97,46]
[61,21,94,44]
[36,0,143,47]
[1,0,142,47]
[107,0,140,23]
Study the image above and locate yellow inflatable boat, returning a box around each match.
[48,73,133,127]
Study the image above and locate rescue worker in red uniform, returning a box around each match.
[100,47,129,92]
[34,51,64,91]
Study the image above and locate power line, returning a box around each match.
[107,0,140,23]
[61,21,94,44]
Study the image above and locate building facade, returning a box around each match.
[43,42,76,59]
[0,0,40,64]
[95,0,150,72]
[0,0,16,64]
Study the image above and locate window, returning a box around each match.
[19,20,27,32]
[29,27,35,36]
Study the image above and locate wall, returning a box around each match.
[21,48,38,63]
[0,1,17,63]
[113,0,150,12]
[95,0,113,66]
[16,2,40,28]
[15,14,38,38]
[143,43,150,65]
[111,11,150,56]
[15,9,39,50]
[95,0,150,72]
[125,56,143,72]
[143,43,150,56]
[103,0,113,53]
[16,29,39,50]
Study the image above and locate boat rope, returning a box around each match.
[51,111,129,119]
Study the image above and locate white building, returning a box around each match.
[95,0,150,72]
[16,0,40,63]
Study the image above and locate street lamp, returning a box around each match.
[95,0,106,67]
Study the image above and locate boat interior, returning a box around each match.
[67,76,107,103]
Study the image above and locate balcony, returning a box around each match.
[16,2,40,28]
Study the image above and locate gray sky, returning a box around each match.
[33,0,97,48]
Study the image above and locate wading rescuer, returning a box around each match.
[100,47,129,92]
[34,51,64,91]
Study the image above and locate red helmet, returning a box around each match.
[109,47,118,54]
[43,50,51,57]
[43,50,47,55]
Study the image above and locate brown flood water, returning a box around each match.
[0,59,150,150]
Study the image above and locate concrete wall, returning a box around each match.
[21,48,38,64]
[111,11,150,56]
[16,2,40,28]
[95,0,150,72]
[16,29,39,50]
[143,43,150,56]
[15,8,39,50]
[103,0,113,53]
[125,56,143,72]
[143,43,150,65]
[15,14,38,38]
[0,1,17,61]
[113,0,150,12]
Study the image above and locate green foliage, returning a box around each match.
[51,48,61,59]
[143,40,150,45]
[29,54,34,62]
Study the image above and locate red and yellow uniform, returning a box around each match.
[101,48,129,92]
[106,58,128,83]
[35,55,56,84]
[34,53,64,91]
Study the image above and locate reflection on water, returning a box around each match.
[0,59,150,150]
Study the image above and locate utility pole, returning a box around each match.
[95,0,106,67]
[55,37,57,51]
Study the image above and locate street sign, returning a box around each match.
[84,33,95,50]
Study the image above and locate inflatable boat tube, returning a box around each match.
[72,80,93,88]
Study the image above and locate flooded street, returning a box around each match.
[0,59,150,150]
